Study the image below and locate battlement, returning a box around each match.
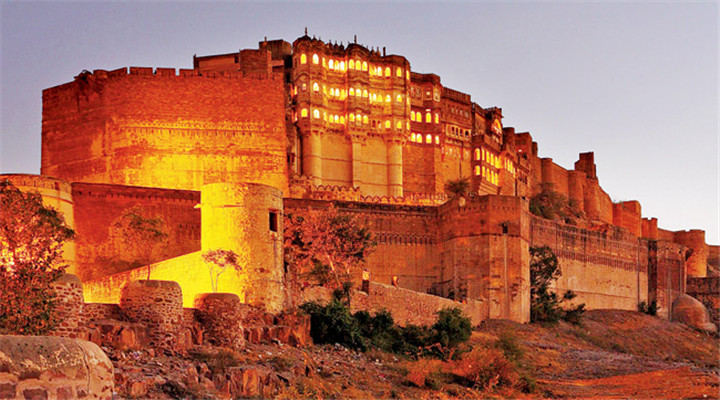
[71,182,199,204]
[0,173,72,194]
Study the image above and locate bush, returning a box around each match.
[638,300,658,316]
[450,348,518,391]
[530,246,585,325]
[300,300,366,350]
[433,307,473,348]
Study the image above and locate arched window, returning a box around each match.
[435,136,440,145]
[334,115,339,123]
[362,61,368,71]
[349,60,355,70]
[475,166,481,176]
[384,67,391,77]
[362,89,368,97]
[385,120,391,129]
[396,95,402,103]
[300,54,307,64]
[356,114,361,123]
[396,67,402,77]
[349,88,355,96]
[355,87,361,96]
[372,93,377,102]
[339,61,345,71]
[356,60,361,70]
[340,116,345,124]
[301,108,308,117]
[312,54,319,64]
[363,115,369,124]
[349,113,355,122]
[435,114,439,124]
[385,94,391,103]
[313,109,320,118]
[313,82,319,92]
[410,111,415,121]
[329,59,334,69]
[396,121,402,129]
[406,71,410,80]
[322,57,326,67]
[475,149,480,160]
[378,67,383,75]
[301,83,307,91]
[425,112,431,123]
[426,134,432,144]
[411,133,416,142]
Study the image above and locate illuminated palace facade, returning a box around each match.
[4,34,714,322]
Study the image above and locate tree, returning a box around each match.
[0,179,75,334]
[108,206,169,280]
[529,246,585,324]
[529,183,583,223]
[445,177,471,199]
[202,249,243,293]
[284,205,375,301]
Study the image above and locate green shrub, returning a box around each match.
[495,330,524,364]
[433,307,472,348]
[530,246,585,325]
[638,300,658,316]
[300,300,366,350]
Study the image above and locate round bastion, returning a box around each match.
[119,280,183,351]
[201,182,285,313]
[194,293,245,350]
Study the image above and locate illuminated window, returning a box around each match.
[384,67,390,77]
[323,112,327,121]
[482,149,486,161]
[406,71,410,80]
[334,115,339,123]
[362,61,368,71]
[301,108,308,117]
[363,115,368,124]
[356,60,361,70]
[349,88,355,96]
[425,112,431,123]
[410,111,415,121]
[313,109,320,118]
[356,114,361,123]
[385,94,391,102]
[385,120,391,129]
[301,83,307,91]
[396,121,402,129]
[340,61,345,71]
[396,67,402,77]
[475,149,480,160]
[435,114,439,124]
[300,54,307,64]
[475,166,481,175]
[313,82,319,92]
[312,54,319,64]
[349,114,355,122]
[482,166,486,178]
[435,136,440,144]
[329,59,334,69]
[426,134,432,144]
[340,116,345,124]
[411,133,416,142]
[349,60,355,70]
[406,121,410,129]
[396,94,402,103]
[362,89,368,97]
[322,57,326,67]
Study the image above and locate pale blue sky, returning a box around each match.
[1,2,718,244]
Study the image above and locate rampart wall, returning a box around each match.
[646,239,686,318]
[686,276,719,328]
[41,67,288,193]
[71,182,200,281]
[530,216,648,311]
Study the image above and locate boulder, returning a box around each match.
[672,294,718,333]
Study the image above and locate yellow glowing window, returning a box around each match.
[396,95,402,103]
[396,67,402,77]
[356,114,361,122]
[406,121,410,129]
[396,121,402,129]
[385,120,391,128]
[425,113,431,123]
[349,60,355,69]
[385,94,391,102]
[322,58,326,67]
[384,67,391,77]
[356,60,361,70]
[312,54,319,64]
[301,83,307,91]
[300,54,307,64]
[329,59,334,69]
[362,61,368,71]
[349,114,355,122]
[435,136,440,144]
[341,89,346,97]
[363,115,369,124]
[323,112,327,121]
[475,149,480,160]
[482,166,486,178]
[406,71,410,80]
[435,114,439,124]
[340,61,345,71]
[411,133,416,142]
[313,83,319,92]
[301,108,308,117]
[410,111,415,121]
[313,109,319,118]
[426,134,432,143]
[363,89,368,97]
[475,166,481,176]
[349,88,355,96]
[340,116,345,124]
[334,115,340,123]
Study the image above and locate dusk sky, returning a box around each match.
[1,2,717,244]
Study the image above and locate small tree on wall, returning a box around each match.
[109,206,169,280]
[445,177,471,199]
[530,245,585,324]
[284,205,376,302]
[202,249,243,293]
[0,180,75,334]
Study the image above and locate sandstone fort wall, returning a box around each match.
[41,68,288,193]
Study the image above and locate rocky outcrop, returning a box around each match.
[671,294,717,333]
[0,335,113,400]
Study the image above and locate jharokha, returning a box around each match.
[5,34,718,324]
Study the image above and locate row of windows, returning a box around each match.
[306,82,407,104]
[409,133,440,145]
[299,53,409,79]
[504,159,516,175]
[474,165,499,186]
[474,148,502,169]
[410,111,439,124]
[447,125,471,138]
[299,108,409,130]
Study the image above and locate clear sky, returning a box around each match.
[1,2,718,244]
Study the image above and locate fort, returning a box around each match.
[3,33,717,326]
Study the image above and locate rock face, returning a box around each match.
[194,293,245,350]
[120,280,184,352]
[0,335,114,400]
[671,294,718,333]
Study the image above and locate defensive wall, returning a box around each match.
[41,67,288,194]
[686,276,719,328]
